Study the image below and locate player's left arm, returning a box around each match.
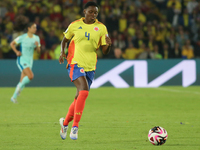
[100,26,112,55]
[35,37,41,53]
[101,35,112,55]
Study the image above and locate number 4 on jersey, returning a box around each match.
[85,32,90,40]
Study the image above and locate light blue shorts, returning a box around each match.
[17,57,33,72]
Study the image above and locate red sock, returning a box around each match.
[72,90,89,127]
[63,98,77,126]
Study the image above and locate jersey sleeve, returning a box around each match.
[14,35,23,44]
[100,25,108,46]
[63,23,74,40]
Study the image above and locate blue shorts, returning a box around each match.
[67,64,95,89]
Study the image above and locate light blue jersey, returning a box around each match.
[15,33,41,71]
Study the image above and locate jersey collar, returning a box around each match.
[81,17,98,24]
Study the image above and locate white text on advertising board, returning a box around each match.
[91,60,196,88]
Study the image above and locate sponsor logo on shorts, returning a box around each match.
[80,69,85,73]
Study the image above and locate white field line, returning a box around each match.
[154,88,200,95]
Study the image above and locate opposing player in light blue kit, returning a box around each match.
[10,16,41,103]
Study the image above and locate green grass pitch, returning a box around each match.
[0,87,200,150]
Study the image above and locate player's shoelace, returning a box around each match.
[72,128,78,134]
[63,127,67,133]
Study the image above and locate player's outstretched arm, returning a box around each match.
[101,36,112,55]
[59,37,70,64]
[10,40,21,56]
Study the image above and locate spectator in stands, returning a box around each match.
[166,33,175,50]
[4,16,13,33]
[101,0,111,16]
[138,42,146,53]
[122,43,141,59]
[5,7,15,22]
[112,3,121,18]
[147,34,156,51]
[136,8,146,24]
[66,7,78,22]
[167,0,181,14]
[113,48,123,59]
[178,8,193,30]
[54,43,63,59]
[133,32,145,48]
[39,5,49,20]
[187,0,198,14]
[48,44,58,59]
[125,35,134,49]
[153,44,162,59]
[155,26,165,45]
[0,2,8,18]
[45,30,59,50]
[191,13,200,42]
[0,34,11,59]
[106,14,119,33]
[127,23,136,37]
[27,3,40,22]
[111,30,118,44]
[166,2,176,25]
[176,28,189,48]
[138,46,155,59]
[50,4,63,22]
[162,43,171,59]
[171,42,182,58]
[40,16,51,33]
[118,14,127,33]
[145,21,156,37]
[0,17,5,32]
[113,33,126,51]
[182,39,194,59]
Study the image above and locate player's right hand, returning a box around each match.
[59,53,66,64]
[16,51,21,56]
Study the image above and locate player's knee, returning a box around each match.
[29,74,34,80]
[82,87,89,91]
[77,85,89,92]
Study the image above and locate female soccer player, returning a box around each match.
[10,16,41,103]
[59,2,112,140]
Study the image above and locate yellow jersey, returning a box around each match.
[63,17,108,71]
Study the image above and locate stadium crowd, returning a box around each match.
[0,0,200,60]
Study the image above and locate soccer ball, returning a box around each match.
[148,126,168,145]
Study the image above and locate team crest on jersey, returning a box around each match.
[94,27,99,31]
[80,69,85,73]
